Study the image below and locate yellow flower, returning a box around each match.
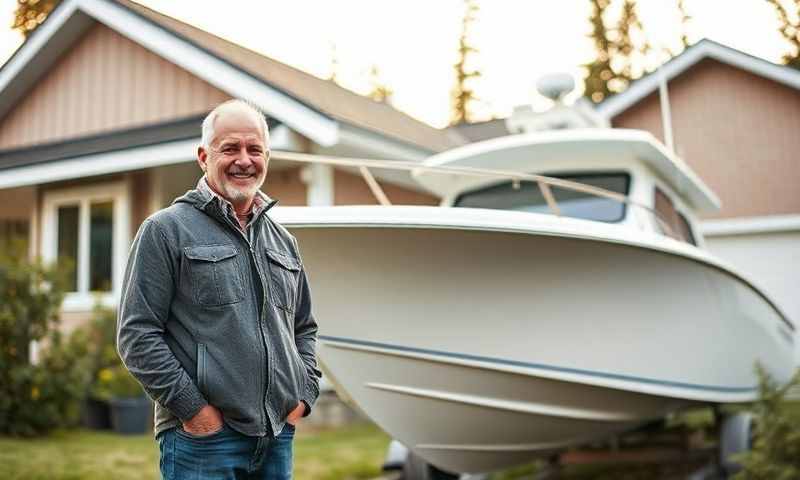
[99,368,114,382]
[31,387,40,400]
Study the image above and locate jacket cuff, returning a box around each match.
[164,382,208,422]
[301,379,320,417]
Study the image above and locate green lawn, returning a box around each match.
[0,422,391,480]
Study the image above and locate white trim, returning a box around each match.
[702,215,800,236]
[41,181,130,310]
[596,39,800,119]
[301,164,334,206]
[0,139,198,189]
[0,130,302,191]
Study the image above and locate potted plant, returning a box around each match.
[82,305,151,434]
[79,305,117,430]
[92,364,151,434]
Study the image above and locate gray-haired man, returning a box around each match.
[118,99,321,479]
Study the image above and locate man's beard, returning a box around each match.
[221,174,264,204]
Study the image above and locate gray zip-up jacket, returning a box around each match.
[117,186,321,438]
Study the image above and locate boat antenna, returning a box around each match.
[658,68,675,153]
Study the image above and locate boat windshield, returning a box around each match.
[453,172,630,223]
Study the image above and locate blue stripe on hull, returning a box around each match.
[319,335,756,394]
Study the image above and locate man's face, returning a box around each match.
[198,108,269,207]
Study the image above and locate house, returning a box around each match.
[0,0,467,331]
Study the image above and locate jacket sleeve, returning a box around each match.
[293,242,322,416]
[117,219,208,421]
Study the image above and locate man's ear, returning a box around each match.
[197,146,208,172]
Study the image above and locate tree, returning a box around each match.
[766,0,800,70]
[449,0,481,126]
[583,0,695,103]
[583,0,650,103]
[12,0,62,38]
[732,364,800,478]
[366,65,393,104]
[328,41,340,84]
[677,0,692,50]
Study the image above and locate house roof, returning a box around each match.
[595,38,800,119]
[0,0,464,153]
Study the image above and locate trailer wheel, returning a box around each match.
[403,451,460,480]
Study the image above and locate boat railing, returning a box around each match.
[271,150,680,239]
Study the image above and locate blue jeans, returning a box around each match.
[157,422,295,479]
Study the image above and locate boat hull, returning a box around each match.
[280,210,794,473]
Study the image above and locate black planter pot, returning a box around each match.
[109,396,152,435]
[81,397,112,430]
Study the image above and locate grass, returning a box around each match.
[0,422,391,480]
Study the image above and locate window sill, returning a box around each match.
[61,292,119,313]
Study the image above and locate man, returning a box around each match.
[117,99,321,479]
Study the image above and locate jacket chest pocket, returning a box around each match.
[265,249,301,313]
[184,244,245,307]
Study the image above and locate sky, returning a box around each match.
[0,0,794,127]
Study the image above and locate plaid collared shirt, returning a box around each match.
[197,176,272,243]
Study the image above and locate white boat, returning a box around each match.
[270,127,795,475]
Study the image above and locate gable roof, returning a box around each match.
[0,0,464,152]
[596,39,800,119]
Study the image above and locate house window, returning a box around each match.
[57,205,80,291]
[42,183,130,309]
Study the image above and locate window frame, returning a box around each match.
[41,182,130,311]
[452,170,632,223]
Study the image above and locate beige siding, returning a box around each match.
[0,24,230,150]
[264,168,307,206]
[129,170,152,230]
[613,59,800,219]
[334,170,439,205]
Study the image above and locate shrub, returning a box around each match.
[84,305,145,401]
[733,364,800,479]
[0,240,91,436]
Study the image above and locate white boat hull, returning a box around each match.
[276,207,795,474]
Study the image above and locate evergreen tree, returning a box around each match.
[12,0,61,37]
[677,0,691,50]
[329,41,340,84]
[366,65,393,104]
[449,0,481,126]
[766,0,800,70]
[583,0,650,103]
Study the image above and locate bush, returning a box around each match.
[0,241,92,436]
[733,364,800,479]
[84,305,145,401]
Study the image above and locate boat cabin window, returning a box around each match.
[654,187,696,245]
[453,172,630,223]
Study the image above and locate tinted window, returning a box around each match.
[454,173,630,223]
[654,187,696,245]
[677,213,697,246]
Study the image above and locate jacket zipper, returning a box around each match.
[219,209,273,435]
